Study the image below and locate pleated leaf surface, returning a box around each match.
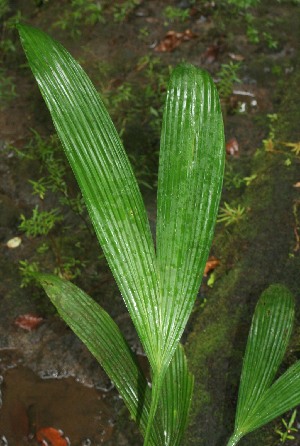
[37,273,158,442]
[246,359,300,431]
[18,24,219,442]
[17,24,161,370]
[156,64,225,364]
[229,284,295,444]
[38,273,193,446]
[157,344,194,446]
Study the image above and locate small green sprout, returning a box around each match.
[163,6,190,25]
[18,24,300,446]
[217,202,246,226]
[216,62,242,101]
[283,142,300,156]
[19,260,40,288]
[275,410,298,443]
[19,206,63,237]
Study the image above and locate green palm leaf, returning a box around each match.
[17,23,161,372]
[146,65,224,442]
[228,284,295,446]
[38,273,193,445]
[18,24,220,443]
[37,273,156,441]
[245,360,300,432]
[157,64,225,367]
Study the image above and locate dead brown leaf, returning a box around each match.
[14,314,44,331]
[145,17,159,24]
[202,44,220,63]
[36,427,69,446]
[204,256,220,276]
[226,137,239,156]
[154,29,197,53]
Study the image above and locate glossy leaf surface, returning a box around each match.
[245,359,300,432]
[38,274,154,437]
[18,22,224,368]
[18,24,221,443]
[157,64,225,366]
[38,273,193,446]
[158,344,194,446]
[17,24,161,371]
[228,284,295,446]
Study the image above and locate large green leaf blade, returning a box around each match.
[17,24,161,369]
[156,64,225,363]
[37,273,163,445]
[38,273,193,446]
[231,284,295,442]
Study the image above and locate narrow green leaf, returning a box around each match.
[38,273,192,445]
[157,64,225,365]
[37,273,158,439]
[145,65,224,443]
[229,361,300,446]
[230,284,295,443]
[17,24,161,370]
[244,360,300,433]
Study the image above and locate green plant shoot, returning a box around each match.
[18,23,224,445]
[227,284,300,446]
[17,23,300,446]
[275,410,298,443]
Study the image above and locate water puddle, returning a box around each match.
[0,366,115,445]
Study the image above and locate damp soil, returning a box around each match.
[1,0,300,445]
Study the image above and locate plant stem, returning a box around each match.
[226,432,243,446]
[143,372,162,446]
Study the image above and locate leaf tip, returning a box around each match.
[260,283,294,308]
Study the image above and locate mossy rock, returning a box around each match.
[184,64,300,446]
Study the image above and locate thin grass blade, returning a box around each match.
[156,64,225,366]
[17,24,161,369]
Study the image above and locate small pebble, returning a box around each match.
[6,237,22,249]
